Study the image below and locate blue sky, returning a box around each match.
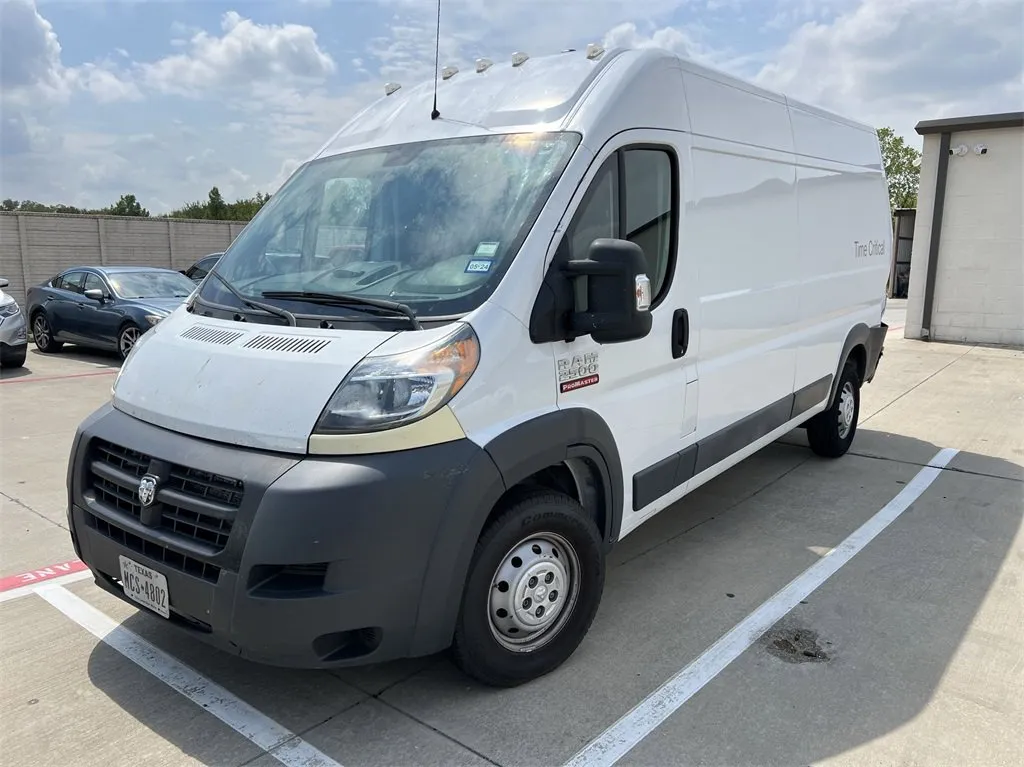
[2,0,1021,213]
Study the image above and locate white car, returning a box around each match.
[0,278,28,369]
[64,45,890,688]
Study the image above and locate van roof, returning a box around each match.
[313,46,877,161]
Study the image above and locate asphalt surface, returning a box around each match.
[1,299,1021,767]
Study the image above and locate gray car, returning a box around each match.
[0,278,28,368]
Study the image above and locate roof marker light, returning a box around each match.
[586,43,605,60]
[384,82,401,96]
[475,57,493,73]
[442,65,459,80]
[512,51,529,67]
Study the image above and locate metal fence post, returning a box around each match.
[168,219,176,268]
[16,214,31,304]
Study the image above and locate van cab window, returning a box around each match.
[200,133,581,321]
[564,146,676,302]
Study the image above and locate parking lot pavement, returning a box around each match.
[1,327,1021,767]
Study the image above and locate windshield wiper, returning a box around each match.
[206,270,297,326]
[261,290,422,330]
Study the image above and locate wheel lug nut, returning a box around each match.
[523,597,532,609]
[545,572,554,584]
[528,576,538,588]
[536,606,545,618]
[549,591,558,601]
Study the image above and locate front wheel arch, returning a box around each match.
[30,309,61,352]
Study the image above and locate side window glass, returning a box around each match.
[565,156,619,260]
[191,258,214,279]
[59,272,85,293]
[623,148,674,300]
[82,273,105,293]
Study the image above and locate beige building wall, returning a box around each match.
[0,213,247,308]
[905,114,1024,347]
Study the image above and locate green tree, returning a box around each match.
[5,185,272,222]
[207,186,227,220]
[107,193,150,217]
[877,126,921,211]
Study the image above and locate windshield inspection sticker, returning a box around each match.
[557,352,600,393]
[465,259,493,274]
[474,241,500,258]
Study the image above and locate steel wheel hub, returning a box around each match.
[837,381,855,439]
[488,532,580,652]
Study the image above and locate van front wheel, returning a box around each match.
[452,490,605,687]
[807,359,861,458]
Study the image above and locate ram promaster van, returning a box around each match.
[65,45,889,687]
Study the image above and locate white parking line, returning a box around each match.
[36,585,343,767]
[564,446,959,767]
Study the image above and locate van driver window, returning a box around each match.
[567,157,619,258]
[565,147,676,302]
[623,149,673,299]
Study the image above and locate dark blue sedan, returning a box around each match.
[26,266,196,360]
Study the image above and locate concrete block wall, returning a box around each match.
[906,126,1024,346]
[0,212,247,308]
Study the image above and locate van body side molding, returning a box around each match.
[631,374,833,511]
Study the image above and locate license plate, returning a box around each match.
[118,555,170,619]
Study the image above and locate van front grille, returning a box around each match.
[86,438,243,553]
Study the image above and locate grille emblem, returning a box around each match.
[138,474,159,507]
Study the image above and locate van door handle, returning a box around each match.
[672,308,689,359]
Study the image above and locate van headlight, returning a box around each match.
[314,323,480,433]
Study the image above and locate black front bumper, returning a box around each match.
[66,403,504,668]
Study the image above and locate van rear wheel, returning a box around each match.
[452,489,605,687]
[806,359,860,458]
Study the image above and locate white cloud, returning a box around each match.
[70,63,143,103]
[755,0,1024,142]
[3,0,1022,214]
[0,0,73,102]
[0,0,136,106]
[139,11,336,96]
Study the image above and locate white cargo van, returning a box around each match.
[65,45,890,687]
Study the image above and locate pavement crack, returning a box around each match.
[0,490,69,531]
[614,455,812,569]
[861,344,975,425]
[234,696,368,767]
[372,696,505,767]
[327,655,444,698]
[847,450,1022,484]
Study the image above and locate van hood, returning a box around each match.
[111,309,396,453]
[125,296,188,315]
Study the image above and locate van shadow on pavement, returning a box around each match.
[84,430,1023,766]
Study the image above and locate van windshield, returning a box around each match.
[198,132,581,321]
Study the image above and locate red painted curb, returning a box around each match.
[0,370,117,385]
[0,560,88,592]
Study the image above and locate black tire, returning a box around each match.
[117,322,142,360]
[451,489,605,688]
[31,312,62,353]
[0,345,27,369]
[806,359,861,458]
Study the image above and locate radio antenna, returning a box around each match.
[430,0,442,120]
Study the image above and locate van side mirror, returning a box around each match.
[562,238,653,344]
[0,278,8,289]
